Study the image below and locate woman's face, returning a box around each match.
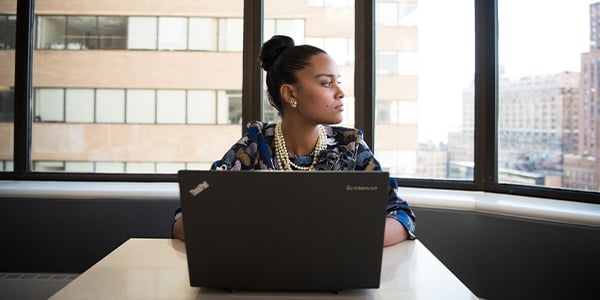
[290,53,345,125]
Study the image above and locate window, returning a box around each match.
[126,90,155,124]
[498,0,598,192]
[66,16,97,50]
[218,18,243,52]
[3,0,597,203]
[35,88,64,122]
[264,19,305,45]
[187,90,216,124]
[305,37,354,66]
[157,90,186,124]
[158,17,188,50]
[28,1,244,174]
[0,15,16,49]
[98,17,127,49]
[188,18,217,51]
[37,15,127,50]
[127,17,157,50]
[96,89,125,123]
[0,88,14,122]
[37,16,66,49]
[375,0,473,179]
[65,89,94,123]
[376,2,417,27]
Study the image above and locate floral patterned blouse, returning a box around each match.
[209,121,416,239]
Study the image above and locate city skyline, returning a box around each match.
[417,0,596,143]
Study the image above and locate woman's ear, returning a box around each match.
[280,84,296,104]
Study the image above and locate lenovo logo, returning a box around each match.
[346,185,379,191]
[189,180,210,196]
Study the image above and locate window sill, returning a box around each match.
[1,181,599,227]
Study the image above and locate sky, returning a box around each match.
[416,0,596,144]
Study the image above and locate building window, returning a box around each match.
[187,90,217,124]
[127,17,158,50]
[65,89,94,123]
[158,17,188,50]
[35,88,65,122]
[157,90,186,124]
[218,18,243,52]
[264,19,306,45]
[126,89,156,124]
[96,89,125,123]
[36,15,127,50]
[188,18,217,51]
[0,87,14,122]
[37,16,67,49]
[376,2,417,27]
[0,15,16,49]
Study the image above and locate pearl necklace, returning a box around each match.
[274,121,327,171]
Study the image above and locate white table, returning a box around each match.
[50,238,478,299]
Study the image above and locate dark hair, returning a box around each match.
[260,35,326,113]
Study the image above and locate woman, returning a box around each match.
[173,35,415,246]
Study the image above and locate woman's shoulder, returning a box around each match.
[324,124,363,144]
[246,120,277,137]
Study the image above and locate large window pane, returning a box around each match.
[376,0,474,179]
[263,0,355,126]
[499,0,599,192]
[32,1,244,173]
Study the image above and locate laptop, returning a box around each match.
[177,170,389,292]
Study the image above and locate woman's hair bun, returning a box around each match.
[260,35,295,72]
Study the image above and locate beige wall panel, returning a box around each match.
[374,124,418,150]
[0,51,15,86]
[376,26,418,52]
[0,0,16,13]
[264,1,308,17]
[33,51,243,90]
[305,9,354,38]
[376,75,418,100]
[35,0,243,17]
[31,124,241,162]
[0,123,13,159]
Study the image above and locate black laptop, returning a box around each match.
[177,170,389,292]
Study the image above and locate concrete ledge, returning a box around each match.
[2,180,599,227]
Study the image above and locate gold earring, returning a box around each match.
[290,99,297,108]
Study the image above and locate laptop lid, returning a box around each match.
[178,170,389,292]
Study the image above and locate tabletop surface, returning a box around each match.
[50,238,478,300]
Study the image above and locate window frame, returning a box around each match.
[5,0,599,204]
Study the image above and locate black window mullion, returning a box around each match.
[474,0,498,191]
[13,0,35,178]
[354,0,375,148]
[241,0,263,133]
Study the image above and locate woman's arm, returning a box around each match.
[172,215,185,241]
[383,217,409,246]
